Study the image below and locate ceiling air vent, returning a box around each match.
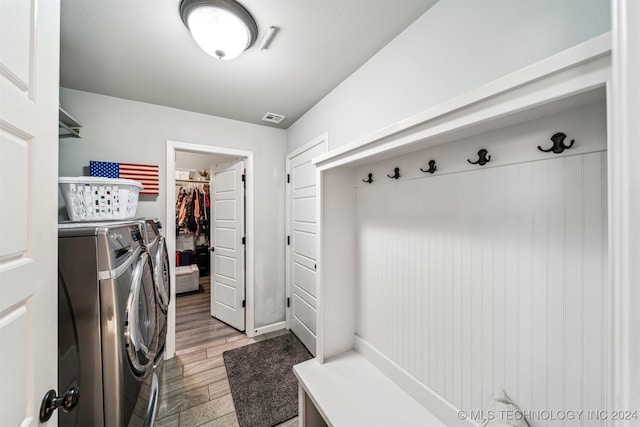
[262,112,286,124]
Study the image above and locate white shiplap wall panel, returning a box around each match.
[547,157,566,423]
[356,152,606,425]
[582,154,606,427]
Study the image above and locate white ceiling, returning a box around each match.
[60,0,438,129]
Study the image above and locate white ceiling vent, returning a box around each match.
[261,112,286,124]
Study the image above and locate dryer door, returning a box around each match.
[144,220,159,253]
[125,251,158,375]
[155,237,170,312]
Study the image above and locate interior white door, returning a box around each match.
[0,0,60,425]
[210,161,246,331]
[287,139,326,356]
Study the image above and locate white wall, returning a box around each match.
[59,88,287,328]
[287,0,611,154]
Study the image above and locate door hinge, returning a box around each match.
[287,297,290,308]
[242,174,246,182]
[287,174,290,183]
[287,235,290,245]
[242,236,246,245]
[242,300,246,308]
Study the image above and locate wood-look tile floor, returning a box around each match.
[155,276,298,427]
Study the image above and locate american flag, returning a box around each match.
[90,161,159,195]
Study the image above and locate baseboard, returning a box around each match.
[355,336,474,427]
[253,321,286,336]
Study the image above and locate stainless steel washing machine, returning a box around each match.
[58,221,159,426]
[142,219,170,379]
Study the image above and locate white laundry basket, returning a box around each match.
[59,177,143,221]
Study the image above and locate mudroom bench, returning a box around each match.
[295,35,611,427]
[294,351,445,427]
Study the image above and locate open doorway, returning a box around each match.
[165,140,256,359]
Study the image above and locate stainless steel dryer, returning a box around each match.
[58,221,159,426]
[142,219,170,378]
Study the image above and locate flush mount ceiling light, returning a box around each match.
[180,0,258,60]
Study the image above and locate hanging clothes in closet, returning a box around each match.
[175,184,210,239]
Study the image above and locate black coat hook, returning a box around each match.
[468,149,491,166]
[362,173,373,184]
[420,160,437,174]
[387,167,400,179]
[538,132,575,154]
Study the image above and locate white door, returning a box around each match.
[286,136,327,356]
[0,0,60,425]
[210,161,245,331]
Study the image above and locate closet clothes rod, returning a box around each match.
[176,179,209,184]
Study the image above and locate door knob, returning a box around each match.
[209,247,215,252]
[39,387,79,422]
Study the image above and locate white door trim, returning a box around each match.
[610,1,640,417]
[166,140,256,359]
[288,132,329,159]
[285,133,328,337]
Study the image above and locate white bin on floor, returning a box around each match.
[176,264,199,294]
